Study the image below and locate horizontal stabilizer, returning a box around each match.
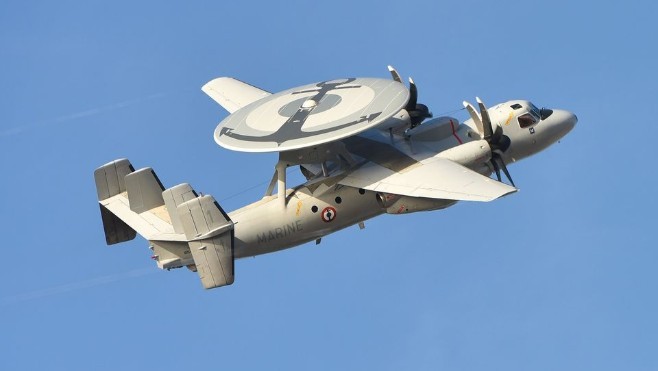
[202,77,271,113]
[177,196,235,289]
[95,161,182,242]
[339,156,517,202]
[94,159,236,289]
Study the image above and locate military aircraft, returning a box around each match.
[94,66,577,289]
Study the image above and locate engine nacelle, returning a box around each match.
[405,116,460,142]
[377,193,457,214]
[374,109,412,133]
[437,139,491,169]
[376,192,402,208]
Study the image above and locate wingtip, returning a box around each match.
[502,188,519,198]
[201,77,229,93]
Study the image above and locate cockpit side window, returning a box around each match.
[510,103,522,110]
[518,113,538,128]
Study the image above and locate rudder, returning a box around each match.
[94,159,137,244]
[177,195,235,289]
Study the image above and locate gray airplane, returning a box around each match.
[94,66,577,289]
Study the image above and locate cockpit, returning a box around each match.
[510,102,553,128]
[457,98,577,165]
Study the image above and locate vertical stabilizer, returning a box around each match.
[94,159,137,244]
[94,158,134,201]
[177,195,235,289]
[125,168,165,213]
[162,183,198,234]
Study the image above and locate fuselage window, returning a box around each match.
[518,113,538,128]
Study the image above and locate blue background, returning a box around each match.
[2,1,657,370]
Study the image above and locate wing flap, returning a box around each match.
[339,156,517,202]
[202,77,271,113]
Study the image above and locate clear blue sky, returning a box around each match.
[1,1,657,370]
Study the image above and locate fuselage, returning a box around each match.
[229,101,577,258]
[229,100,577,258]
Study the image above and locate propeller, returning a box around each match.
[388,66,432,128]
[463,97,515,187]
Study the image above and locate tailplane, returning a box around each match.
[94,159,234,289]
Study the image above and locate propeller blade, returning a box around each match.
[476,97,493,140]
[463,101,484,136]
[472,96,516,187]
[492,153,515,187]
[491,156,502,182]
[499,158,515,187]
[386,67,430,128]
[407,77,418,110]
[387,65,403,83]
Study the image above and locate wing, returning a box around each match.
[202,77,271,113]
[338,156,517,202]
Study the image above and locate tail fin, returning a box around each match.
[94,159,137,245]
[162,183,198,235]
[177,195,234,289]
[125,168,165,213]
[94,159,235,290]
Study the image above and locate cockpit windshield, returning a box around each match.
[518,102,541,128]
[529,103,541,121]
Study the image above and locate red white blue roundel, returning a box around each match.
[321,206,337,222]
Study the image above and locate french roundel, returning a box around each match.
[321,207,337,223]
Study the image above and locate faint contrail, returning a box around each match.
[0,267,155,306]
[0,91,172,137]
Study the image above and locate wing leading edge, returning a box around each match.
[338,156,517,202]
[202,77,271,113]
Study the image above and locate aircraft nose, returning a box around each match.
[550,109,577,139]
[565,111,578,130]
